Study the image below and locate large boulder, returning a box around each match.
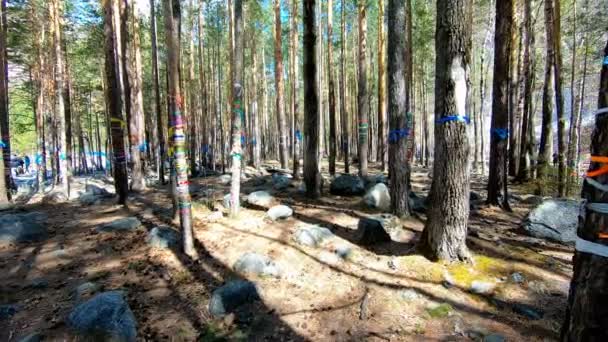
[147,227,180,249]
[272,173,291,190]
[330,174,365,196]
[0,214,48,243]
[267,205,293,220]
[233,252,280,277]
[357,217,392,245]
[96,217,141,233]
[521,199,579,245]
[85,184,111,196]
[67,291,137,342]
[363,183,391,211]
[247,191,273,207]
[293,225,334,247]
[208,280,260,317]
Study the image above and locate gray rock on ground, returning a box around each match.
[42,191,68,204]
[147,227,180,249]
[363,183,391,211]
[247,191,273,207]
[293,225,334,247]
[267,205,293,220]
[73,282,101,301]
[79,192,103,206]
[67,291,137,342]
[208,280,260,317]
[233,252,280,277]
[17,333,42,342]
[219,174,232,185]
[0,213,48,243]
[357,217,392,245]
[0,304,20,320]
[330,174,365,196]
[408,191,428,213]
[96,217,142,233]
[85,184,111,196]
[272,173,291,190]
[470,280,495,294]
[521,199,579,245]
[223,194,232,209]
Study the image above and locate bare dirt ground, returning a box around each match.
[0,162,572,341]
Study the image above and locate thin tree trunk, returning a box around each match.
[387,0,409,216]
[487,0,512,209]
[538,0,556,187]
[552,0,566,197]
[378,0,386,172]
[419,0,472,262]
[274,0,289,169]
[560,38,608,342]
[0,0,8,202]
[327,0,337,175]
[566,0,580,194]
[357,1,369,177]
[229,0,243,216]
[340,0,349,174]
[291,0,300,178]
[150,0,165,183]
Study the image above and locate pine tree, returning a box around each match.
[274,0,289,169]
[0,0,9,203]
[357,0,369,177]
[229,0,243,216]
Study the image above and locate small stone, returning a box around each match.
[400,289,419,301]
[470,281,495,294]
[73,282,101,300]
[67,291,137,342]
[483,333,506,342]
[79,193,102,206]
[209,280,259,317]
[96,217,141,233]
[42,191,68,204]
[335,245,353,259]
[318,251,341,265]
[510,272,525,283]
[85,184,111,196]
[330,174,365,196]
[147,227,180,249]
[27,277,49,289]
[512,303,543,320]
[363,183,391,211]
[206,211,223,222]
[442,271,455,288]
[233,252,280,277]
[219,174,232,185]
[272,173,291,190]
[293,225,333,247]
[267,205,293,220]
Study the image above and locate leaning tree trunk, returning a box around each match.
[163,0,196,258]
[560,38,608,342]
[340,0,349,174]
[274,0,289,169]
[229,0,243,216]
[387,0,409,217]
[0,0,8,203]
[357,1,369,178]
[419,0,472,262]
[487,0,512,209]
[327,0,337,175]
[303,0,321,198]
[103,0,128,204]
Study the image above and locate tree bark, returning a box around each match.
[103,0,128,204]
[566,0,580,195]
[340,0,349,174]
[560,38,608,342]
[303,0,321,198]
[290,0,300,178]
[274,0,289,169]
[150,0,165,184]
[387,0,409,217]
[0,0,8,202]
[538,0,556,186]
[357,1,369,178]
[229,0,244,216]
[327,0,337,175]
[419,0,472,262]
[163,0,196,258]
[377,0,386,172]
[552,0,566,197]
[487,0,512,209]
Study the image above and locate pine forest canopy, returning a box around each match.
[0,0,608,340]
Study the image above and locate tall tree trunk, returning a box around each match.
[551,0,566,197]
[487,0,512,209]
[538,0,556,186]
[126,0,146,191]
[377,0,386,172]
[229,0,243,216]
[274,0,289,169]
[0,0,8,202]
[51,0,70,198]
[150,0,165,183]
[560,38,608,342]
[419,0,472,262]
[340,0,349,173]
[197,0,207,170]
[62,41,74,181]
[290,0,300,178]
[508,7,521,177]
[357,1,369,177]
[303,0,321,198]
[187,0,198,177]
[164,0,196,258]
[517,0,536,181]
[387,0,409,216]
[566,0,579,195]
[327,0,337,175]
[103,0,128,204]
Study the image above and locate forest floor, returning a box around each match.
[0,162,573,341]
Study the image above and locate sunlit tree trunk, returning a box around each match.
[357,0,369,177]
[561,38,608,342]
[387,0,409,216]
[340,0,349,174]
[150,0,165,183]
[274,0,289,169]
[229,0,243,216]
[551,0,566,197]
[419,0,472,262]
[290,0,300,178]
[487,0,512,209]
[537,0,555,186]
